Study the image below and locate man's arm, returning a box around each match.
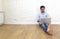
[37,14,40,22]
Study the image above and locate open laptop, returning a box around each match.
[39,18,51,24]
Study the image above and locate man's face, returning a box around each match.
[40,8,45,13]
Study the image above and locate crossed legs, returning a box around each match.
[39,23,53,35]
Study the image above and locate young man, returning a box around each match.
[37,6,53,35]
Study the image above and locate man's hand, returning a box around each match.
[37,20,40,22]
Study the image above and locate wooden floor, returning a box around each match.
[0,24,59,39]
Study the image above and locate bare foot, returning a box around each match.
[47,28,53,35]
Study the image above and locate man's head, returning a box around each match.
[40,6,45,13]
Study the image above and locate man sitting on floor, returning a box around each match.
[37,6,53,35]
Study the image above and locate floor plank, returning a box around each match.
[0,24,59,39]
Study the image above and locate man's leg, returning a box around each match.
[47,24,53,35]
[40,23,48,32]
[42,23,48,32]
[39,23,53,35]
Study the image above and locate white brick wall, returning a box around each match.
[2,0,60,24]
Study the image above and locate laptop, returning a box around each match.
[39,18,51,24]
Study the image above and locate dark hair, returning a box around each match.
[40,6,45,9]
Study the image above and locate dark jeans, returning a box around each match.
[39,23,48,32]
